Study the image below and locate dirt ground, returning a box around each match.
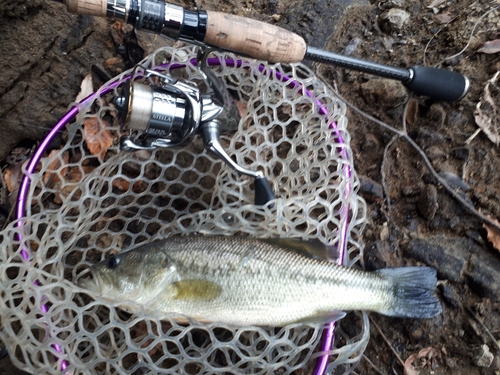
[1,0,500,374]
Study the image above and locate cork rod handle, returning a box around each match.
[62,0,307,63]
[65,0,107,17]
[204,11,306,63]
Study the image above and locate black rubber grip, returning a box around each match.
[404,66,470,102]
[254,176,276,206]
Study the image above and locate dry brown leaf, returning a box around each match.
[478,39,500,54]
[104,56,125,69]
[83,117,114,160]
[406,98,419,126]
[75,73,94,103]
[427,0,446,8]
[426,0,446,13]
[404,347,442,375]
[43,150,69,187]
[110,21,124,45]
[235,100,247,118]
[483,215,500,252]
[473,71,500,145]
[112,178,148,193]
[68,166,96,183]
[3,168,14,193]
[433,11,455,24]
[3,160,28,193]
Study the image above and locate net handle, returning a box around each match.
[15,56,352,375]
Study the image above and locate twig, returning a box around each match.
[331,89,500,233]
[369,315,405,368]
[466,307,500,350]
[381,135,398,239]
[362,354,388,375]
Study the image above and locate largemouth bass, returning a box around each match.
[80,236,441,326]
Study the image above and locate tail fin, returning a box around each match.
[377,267,442,319]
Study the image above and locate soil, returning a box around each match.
[1,0,500,374]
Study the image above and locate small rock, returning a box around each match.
[417,184,438,220]
[428,103,446,128]
[360,79,409,108]
[344,37,360,56]
[467,248,500,300]
[439,283,462,308]
[380,223,390,242]
[379,0,407,9]
[446,110,469,128]
[438,171,470,192]
[359,177,384,202]
[364,240,393,271]
[451,147,470,160]
[271,14,281,22]
[475,345,494,368]
[425,145,447,161]
[401,184,421,196]
[380,8,411,31]
[445,357,458,368]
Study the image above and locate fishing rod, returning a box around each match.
[58,0,469,102]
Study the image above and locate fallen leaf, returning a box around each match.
[75,73,94,103]
[110,21,125,45]
[478,39,500,54]
[83,117,114,160]
[427,0,446,8]
[235,100,247,118]
[68,166,96,183]
[404,347,442,375]
[3,160,29,193]
[433,11,455,24]
[474,71,500,145]
[426,0,446,13]
[406,98,419,126]
[43,150,69,187]
[104,56,125,69]
[112,177,148,193]
[484,215,500,252]
[3,168,14,193]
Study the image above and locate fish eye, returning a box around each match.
[106,255,120,269]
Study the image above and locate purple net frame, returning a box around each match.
[15,56,353,375]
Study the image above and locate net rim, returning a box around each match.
[14,54,352,375]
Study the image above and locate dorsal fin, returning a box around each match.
[259,238,339,262]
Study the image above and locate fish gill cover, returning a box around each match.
[0,46,368,374]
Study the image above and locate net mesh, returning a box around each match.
[0,46,368,374]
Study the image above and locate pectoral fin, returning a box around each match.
[172,280,222,301]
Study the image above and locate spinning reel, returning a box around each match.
[114,48,276,205]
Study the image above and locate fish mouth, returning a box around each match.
[78,267,100,293]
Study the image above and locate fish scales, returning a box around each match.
[82,236,442,326]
